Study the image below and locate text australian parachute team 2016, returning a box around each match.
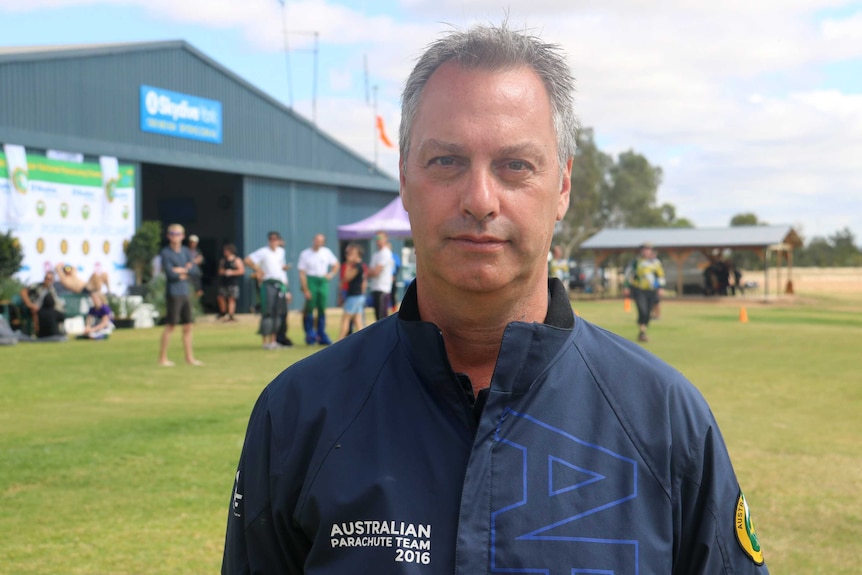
[329,521,432,549]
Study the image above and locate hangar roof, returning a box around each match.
[0,40,398,193]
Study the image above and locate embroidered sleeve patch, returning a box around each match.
[735,490,764,565]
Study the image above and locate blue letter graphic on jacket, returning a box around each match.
[490,409,638,574]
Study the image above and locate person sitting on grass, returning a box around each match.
[36,293,67,340]
[78,300,115,340]
[19,270,63,336]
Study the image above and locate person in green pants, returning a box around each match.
[297,233,340,345]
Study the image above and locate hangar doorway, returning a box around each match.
[141,163,243,312]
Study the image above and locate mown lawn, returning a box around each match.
[1,293,860,573]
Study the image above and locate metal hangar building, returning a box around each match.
[0,40,400,309]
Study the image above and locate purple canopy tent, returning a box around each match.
[337,196,412,240]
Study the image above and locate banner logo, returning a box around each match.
[11,167,28,195]
[82,204,91,220]
[122,205,130,220]
[61,239,68,255]
[103,240,111,255]
[140,85,223,144]
[36,200,46,217]
[105,177,119,203]
[36,237,45,254]
[82,240,90,255]
[60,202,69,218]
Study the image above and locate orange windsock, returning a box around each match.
[376,115,395,148]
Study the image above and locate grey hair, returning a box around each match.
[399,23,578,174]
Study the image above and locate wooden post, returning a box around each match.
[666,249,693,296]
[785,248,795,294]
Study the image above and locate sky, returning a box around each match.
[2,0,861,245]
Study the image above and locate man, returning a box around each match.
[19,270,63,336]
[297,233,339,345]
[187,234,205,298]
[366,230,394,321]
[157,223,203,366]
[623,242,666,342]
[223,24,768,574]
[244,231,291,349]
[216,243,245,322]
[54,262,109,307]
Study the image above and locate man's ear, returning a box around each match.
[557,157,573,221]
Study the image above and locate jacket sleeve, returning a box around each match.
[672,415,769,574]
[222,389,301,575]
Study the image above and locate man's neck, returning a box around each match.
[417,279,548,394]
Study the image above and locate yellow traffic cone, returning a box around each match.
[739,306,749,323]
[624,297,632,313]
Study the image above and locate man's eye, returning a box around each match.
[430,156,457,167]
[506,160,529,171]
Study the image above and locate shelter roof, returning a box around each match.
[580,225,802,253]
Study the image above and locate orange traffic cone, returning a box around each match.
[739,306,749,323]
[624,297,632,313]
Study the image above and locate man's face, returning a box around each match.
[400,62,571,295]
[268,235,280,249]
[44,271,54,285]
[375,234,386,250]
[168,228,184,245]
[313,234,325,250]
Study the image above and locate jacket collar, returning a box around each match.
[396,279,575,396]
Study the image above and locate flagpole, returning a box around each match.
[279,0,293,109]
[373,84,379,170]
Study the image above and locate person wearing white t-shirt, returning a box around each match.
[244,231,292,349]
[297,233,340,345]
[367,231,395,321]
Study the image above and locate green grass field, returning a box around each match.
[2,293,861,573]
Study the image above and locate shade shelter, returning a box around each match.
[337,196,412,240]
[580,225,803,297]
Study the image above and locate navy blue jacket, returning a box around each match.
[223,280,768,574]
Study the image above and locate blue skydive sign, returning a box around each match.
[140,85,223,144]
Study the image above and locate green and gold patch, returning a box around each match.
[735,490,764,565]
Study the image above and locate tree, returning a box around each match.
[0,230,23,281]
[730,213,761,227]
[729,213,767,270]
[559,128,612,256]
[0,230,24,300]
[601,150,664,229]
[794,227,862,267]
[124,221,162,285]
[828,227,862,266]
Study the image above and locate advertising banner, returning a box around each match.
[2,143,30,222]
[140,84,223,144]
[0,148,136,293]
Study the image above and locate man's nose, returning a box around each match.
[459,167,500,222]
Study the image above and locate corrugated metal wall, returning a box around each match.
[0,45,376,178]
[244,175,344,308]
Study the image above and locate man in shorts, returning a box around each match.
[157,223,203,366]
